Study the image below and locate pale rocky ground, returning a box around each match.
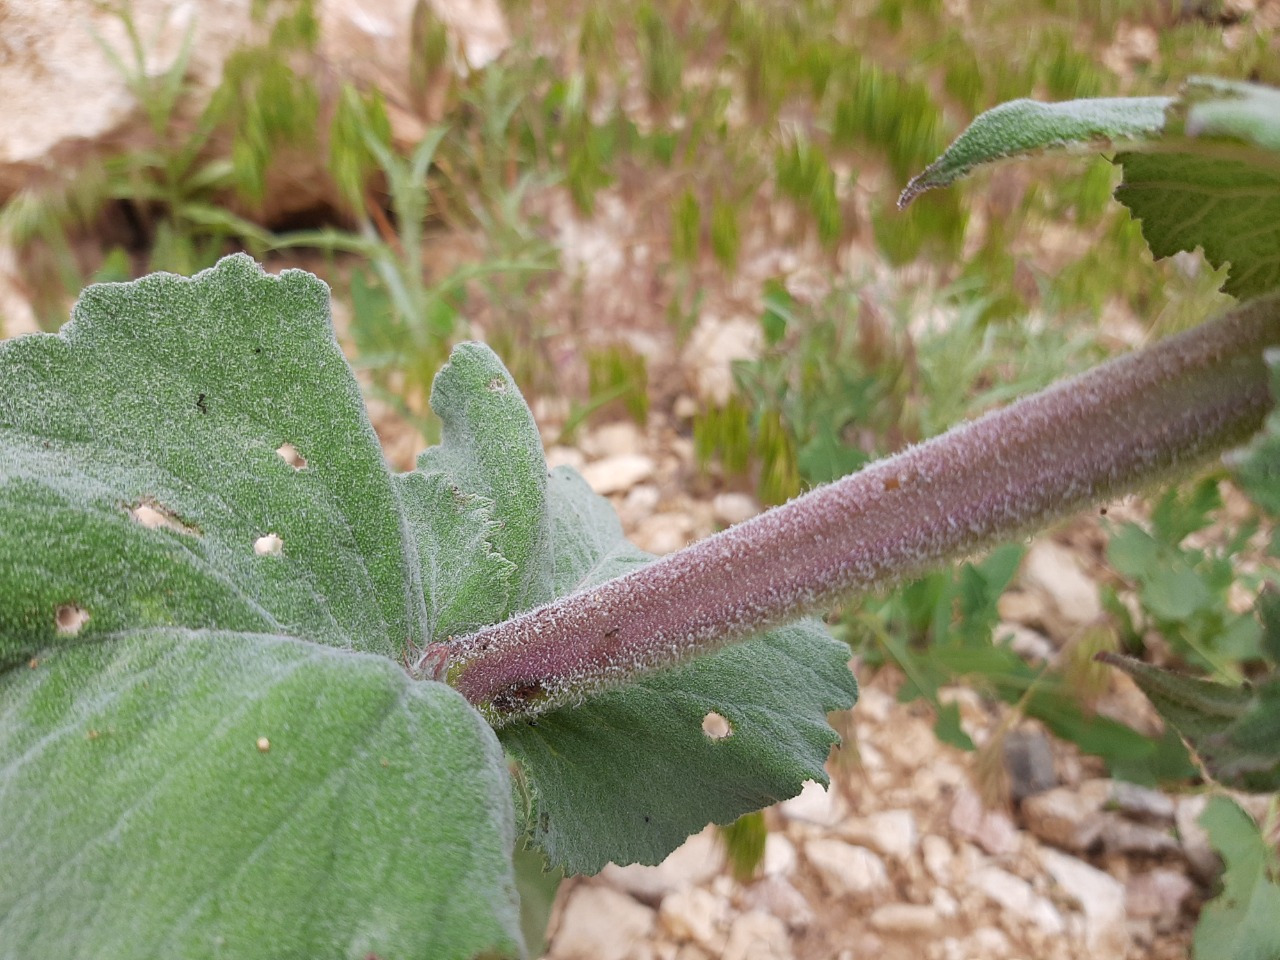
[535,410,1224,960]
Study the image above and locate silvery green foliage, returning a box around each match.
[0,255,858,956]
[901,78,1280,298]
[898,94,1171,205]
[0,256,520,958]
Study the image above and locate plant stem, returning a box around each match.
[427,294,1280,726]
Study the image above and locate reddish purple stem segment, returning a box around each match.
[429,295,1280,726]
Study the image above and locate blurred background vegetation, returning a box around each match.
[3,0,1277,801]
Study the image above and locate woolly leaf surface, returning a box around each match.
[416,341,553,614]
[0,253,418,660]
[0,633,520,959]
[0,256,522,958]
[904,79,1280,298]
[899,95,1170,205]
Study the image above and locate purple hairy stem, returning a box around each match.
[428,294,1280,726]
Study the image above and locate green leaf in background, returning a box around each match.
[902,78,1280,299]
[1182,77,1280,152]
[1234,345,1280,516]
[760,277,797,346]
[1109,526,1216,620]
[718,810,769,883]
[898,95,1171,205]
[0,256,523,958]
[1115,144,1280,300]
[1258,586,1280,664]
[1098,654,1280,791]
[1106,475,1265,669]
[500,468,858,874]
[1194,796,1280,960]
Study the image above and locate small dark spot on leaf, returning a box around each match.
[883,476,900,491]
[254,347,262,355]
[539,811,550,833]
[196,393,208,414]
[643,815,651,823]
[1100,506,1108,515]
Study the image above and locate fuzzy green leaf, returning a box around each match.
[0,254,418,661]
[417,342,553,616]
[0,632,521,959]
[399,469,517,641]
[500,468,858,874]
[1194,796,1280,960]
[0,256,523,958]
[903,78,1280,298]
[898,95,1171,205]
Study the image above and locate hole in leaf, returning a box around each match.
[256,736,271,753]
[129,499,200,536]
[132,504,166,528]
[486,377,507,392]
[254,533,284,556]
[55,603,90,635]
[702,711,732,740]
[276,443,307,470]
